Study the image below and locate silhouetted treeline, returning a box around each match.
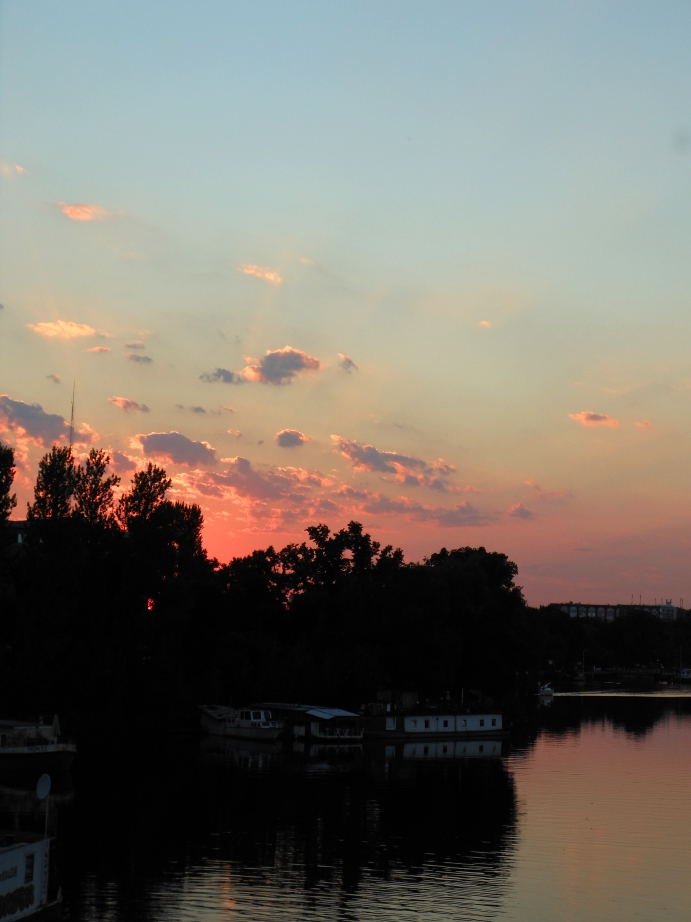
[1,441,690,735]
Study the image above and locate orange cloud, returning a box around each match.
[0,163,25,178]
[636,420,653,430]
[108,396,149,413]
[56,202,116,221]
[28,320,96,338]
[477,320,492,328]
[86,346,110,353]
[568,411,620,428]
[237,264,283,285]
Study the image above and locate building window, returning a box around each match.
[25,854,34,884]
[480,719,485,727]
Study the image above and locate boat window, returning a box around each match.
[241,711,250,719]
[25,854,34,884]
[424,719,430,728]
[0,734,5,747]
[479,744,484,753]
[480,719,485,727]
[252,711,262,720]
[461,719,467,727]
[265,711,272,719]
[443,719,448,727]
[385,717,396,730]
[492,718,496,726]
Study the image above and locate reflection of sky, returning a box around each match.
[2,2,691,602]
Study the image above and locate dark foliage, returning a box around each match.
[0,442,17,524]
[1,441,689,739]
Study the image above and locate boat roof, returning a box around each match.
[259,703,360,720]
[0,719,39,729]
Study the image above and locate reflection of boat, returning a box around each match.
[198,705,283,740]
[396,739,503,760]
[538,684,554,700]
[200,735,283,769]
[0,718,76,773]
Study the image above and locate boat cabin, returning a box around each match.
[258,703,364,742]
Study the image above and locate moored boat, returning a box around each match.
[0,718,76,774]
[198,704,283,740]
[364,710,505,740]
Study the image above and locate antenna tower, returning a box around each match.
[68,381,75,450]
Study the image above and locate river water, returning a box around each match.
[10,693,691,921]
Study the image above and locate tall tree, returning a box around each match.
[117,463,171,529]
[27,445,75,522]
[73,449,120,527]
[0,442,17,524]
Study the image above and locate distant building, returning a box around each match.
[554,601,680,621]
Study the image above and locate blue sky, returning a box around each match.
[2,1,691,603]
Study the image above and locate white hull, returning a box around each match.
[199,705,283,741]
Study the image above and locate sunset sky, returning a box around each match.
[2,1,691,604]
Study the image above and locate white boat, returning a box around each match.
[198,705,283,740]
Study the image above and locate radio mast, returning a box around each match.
[68,381,75,451]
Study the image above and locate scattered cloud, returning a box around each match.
[86,346,111,353]
[568,411,620,428]
[200,368,243,384]
[361,492,490,527]
[227,429,242,438]
[46,374,60,384]
[125,341,146,350]
[201,348,321,386]
[28,320,96,339]
[507,503,534,520]
[0,394,94,447]
[300,257,315,265]
[276,429,310,448]
[56,202,118,221]
[477,320,492,328]
[109,396,150,413]
[636,420,653,430]
[331,435,456,490]
[525,480,570,501]
[134,431,217,468]
[176,404,206,414]
[338,353,359,373]
[0,163,25,178]
[126,353,153,364]
[223,405,235,413]
[241,346,322,385]
[237,264,283,285]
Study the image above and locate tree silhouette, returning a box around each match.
[73,449,120,528]
[0,442,17,524]
[27,445,75,522]
[117,462,171,528]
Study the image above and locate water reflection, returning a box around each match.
[37,694,691,920]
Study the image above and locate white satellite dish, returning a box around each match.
[36,774,51,800]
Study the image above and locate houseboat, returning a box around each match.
[198,704,283,740]
[0,718,75,773]
[364,710,505,740]
[257,703,364,744]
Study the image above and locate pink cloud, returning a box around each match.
[242,346,321,385]
[28,320,96,339]
[568,411,620,428]
[237,264,283,285]
[636,420,653,430]
[507,502,534,520]
[109,396,150,413]
[56,202,117,221]
[86,346,111,353]
[133,431,217,468]
[0,394,96,448]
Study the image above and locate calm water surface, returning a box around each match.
[16,694,691,921]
